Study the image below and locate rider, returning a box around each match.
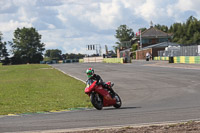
[86,68,115,97]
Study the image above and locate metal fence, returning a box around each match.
[158,45,200,57]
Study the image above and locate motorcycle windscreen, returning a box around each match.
[85,80,97,93]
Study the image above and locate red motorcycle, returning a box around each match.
[85,80,122,110]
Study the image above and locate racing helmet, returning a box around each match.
[86,68,94,78]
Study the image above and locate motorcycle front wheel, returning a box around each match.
[113,93,122,108]
[90,92,103,110]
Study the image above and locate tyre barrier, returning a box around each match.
[174,56,200,64]
[154,56,200,64]
[154,57,169,61]
[40,59,79,64]
[103,58,123,64]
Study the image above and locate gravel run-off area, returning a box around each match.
[66,121,200,133]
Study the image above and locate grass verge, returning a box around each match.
[0,64,91,115]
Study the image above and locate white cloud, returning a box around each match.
[47,24,56,29]
[0,0,13,13]
[175,0,200,12]
[166,0,200,22]
[88,0,122,29]
[1,0,200,55]
[39,27,116,54]
[135,0,156,21]
[44,42,58,48]
[12,0,37,6]
[0,20,32,32]
[57,13,68,23]
[18,7,37,23]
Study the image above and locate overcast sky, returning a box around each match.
[0,0,200,55]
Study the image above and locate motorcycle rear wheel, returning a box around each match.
[90,92,103,110]
[113,93,122,108]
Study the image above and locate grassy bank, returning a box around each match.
[0,64,91,115]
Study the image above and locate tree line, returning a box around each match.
[0,32,9,65]
[0,27,45,65]
[0,27,85,65]
[115,16,200,48]
[155,16,200,45]
[44,49,85,61]
[11,27,45,64]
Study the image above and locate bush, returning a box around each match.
[131,43,138,59]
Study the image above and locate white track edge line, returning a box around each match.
[51,66,85,83]
[12,118,200,133]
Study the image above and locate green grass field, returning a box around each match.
[0,64,91,115]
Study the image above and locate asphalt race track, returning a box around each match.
[1,61,200,132]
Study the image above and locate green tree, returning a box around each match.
[11,27,45,64]
[45,49,62,60]
[192,31,200,44]
[139,27,147,33]
[0,32,9,64]
[131,43,138,59]
[65,53,85,59]
[169,16,200,45]
[154,24,168,32]
[115,24,134,48]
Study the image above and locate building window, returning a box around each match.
[142,39,150,44]
[159,38,168,43]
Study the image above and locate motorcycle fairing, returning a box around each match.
[85,80,97,94]
[95,86,116,106]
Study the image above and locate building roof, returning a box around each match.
[120,48,132,52]
[136,42,180,51]
[137,27,172,38]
